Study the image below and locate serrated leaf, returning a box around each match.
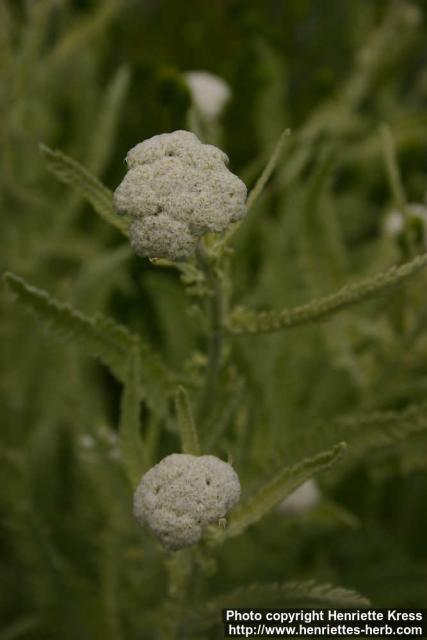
[218,129,291,251]
[246,128,291,211]
[40,144,128,235]
[3,273,174,414]
[174,386,200,455]
[120,346,145,487]
[286,403,427,466]
[45,2,119,67]
[381,124,407,215]
[219,443,346,540]
[228,252,427,334]
[72,245,132,312]
[87,66,131,175]
[205,579,369,613]
[4,272,133,379]
[0,616,41,640]
[191,580,369,632]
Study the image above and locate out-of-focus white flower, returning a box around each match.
[278,479,320,514]
[384,210,405,236]
[97,425,119,445]
[109,448,122,462]
[133,453,241,550]
[184,71,231,120]
[79,434,95,449]
[401,3,422,27]
[384,204,427,246]
[114,130,247,260]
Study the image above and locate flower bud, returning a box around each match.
[114,130,247,260]
[133,453,241,550]
[184,71,231,120]
[278,479,320,514]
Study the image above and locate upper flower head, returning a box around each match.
[114,130,247,260]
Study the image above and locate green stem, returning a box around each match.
[381,123,415,258]
[159,549,195,640]
[195,242,226,424]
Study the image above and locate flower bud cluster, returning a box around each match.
[114,130,247,260]
[133,453,241,550]
[278,479,320,514]
[184,71,231,120]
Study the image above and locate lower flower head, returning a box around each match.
[133,453,241,550]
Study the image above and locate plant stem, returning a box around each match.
[195,242,226,424]
[381,123,416,258]
[159,549,195,640]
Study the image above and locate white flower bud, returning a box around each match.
[79,434,95,449]
[384,204,427,248]
[278,479,320,514]
[133,453,241,551]
[184,71,231,120]
[114,130,247,260]
[384,210,405,236]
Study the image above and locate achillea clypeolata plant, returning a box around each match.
[5,119,427,632]
[4,2,427,638]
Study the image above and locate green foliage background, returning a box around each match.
[1,1,427,638]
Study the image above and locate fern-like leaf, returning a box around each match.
[0,616,41,640]
[218,443,346,540]
[46,2,119,67]
[286,403,427,466]
[3,273,174,414]
[174,386,200,455]
[120,347,145,487]
[206,579,369,612]
[87,66,131,175]
[246,128,291,210]
[216,129,291,251]
[227,253,427,334]
[39,144,128,235]
[4,272,132,379]
[191,580,369,632]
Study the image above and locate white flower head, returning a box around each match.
[384,204,427,247]
[133,453,241,551]
[384,210,405,236]
[184,71,231,120]
[278,479,320,514]
[114,130,247,260]
[79,434,95,450]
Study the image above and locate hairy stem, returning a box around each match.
[195,242,227,424]
[381,123,415,258]
[159,549,195,640]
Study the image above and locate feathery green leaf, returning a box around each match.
[228,253,427,334]
[120,346,145,487]
[72,245,132,312]
[0,616,41,640]
[198,580,370,620]
[219,443,346,540]
[39,144,128,235]
[175,386,200,455]
[246,128,291,210]
[4,272,133,380]
[3,273,175,414]
[286,403,427,466]
[381,123,408,215]
[45,2,119,67]
[87,66,131,175]
[190,580,369,633]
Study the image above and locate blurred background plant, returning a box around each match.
[1,1,427,638]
